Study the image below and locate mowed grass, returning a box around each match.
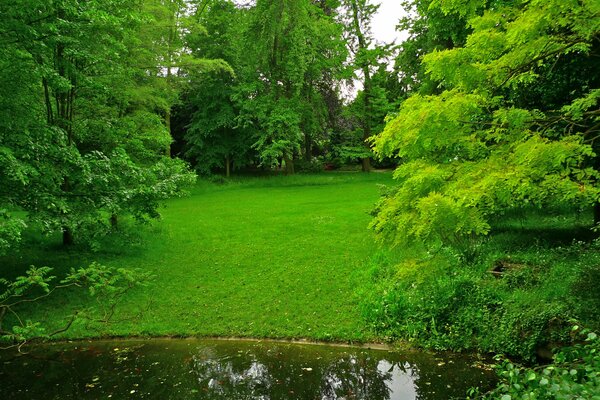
[0,172,394,342]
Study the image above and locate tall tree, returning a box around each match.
[178,0,254,176]
[370,0,600,246]
[340,0,388,172]
[0,0,195,249]
[233,0,345,174]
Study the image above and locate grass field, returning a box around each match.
[0,172,395,342]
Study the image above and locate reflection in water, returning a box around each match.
[320,355,393,399]
[191,353,271,399]
[0,339,495,399]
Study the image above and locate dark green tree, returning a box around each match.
[0,0,195,250]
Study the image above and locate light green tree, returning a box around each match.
[370,0,600,246]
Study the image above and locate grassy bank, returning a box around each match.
[361,206,600,361]
[0,172,394,342]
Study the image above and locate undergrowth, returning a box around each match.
[471,329,600,399]
[360,207,600,362]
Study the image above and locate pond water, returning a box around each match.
[0,339,496,399]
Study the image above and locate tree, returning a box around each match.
[340,0,389,172]
[178,0,255,176]
[392,0,472,99]
[235,0,346,174]
[0,0,195,250]
[370,0,600,246]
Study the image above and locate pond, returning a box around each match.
[0,339,496,399]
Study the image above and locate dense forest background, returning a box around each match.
[4,0,598,249]
[1,0,600,397]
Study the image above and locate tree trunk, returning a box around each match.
[350,0,372,173]
[165,109,172,157]
[110,214,118,229]
[304,133,312,161]
[361,157,371,172]
[225,154,230,178]
[62,227,74,246]
[594,146,600,226]
[283,157,295,175]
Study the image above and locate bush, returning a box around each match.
[472,330,600,399]
[360,232,600,361]
[294,158,325,173]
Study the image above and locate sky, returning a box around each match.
[371,0,410,45]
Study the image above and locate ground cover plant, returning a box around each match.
[361,207,600,358]
[2,0,600,398]
[0,172,394,342]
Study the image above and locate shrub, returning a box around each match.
[472,330,600,400]
[294,158,325,173]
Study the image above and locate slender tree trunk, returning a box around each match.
[361,67,372,173]
[594,203,600,226]
[594,148,600,226]
[165,109,172,157]
[304,133,312,161]
[55,29,77,246]
[283,156,295,175]
[164,2,177,158]
[349,0,372,172]
[110,214,118,229]
[225,154,230,178]
[62,228,74,246]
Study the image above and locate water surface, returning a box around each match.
[0,339,495,399]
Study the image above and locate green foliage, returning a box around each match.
[391,0,472,100]
[1,264,153,345]
[474,330,600,400]
[371,0,600,246]
[232,0,347,169]
[361,208,600,360]
[0,0,196,250]
[294,158,325,173]
[339,0,394,171]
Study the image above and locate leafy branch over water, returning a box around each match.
[0,264,153,352]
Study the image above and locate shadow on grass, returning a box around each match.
[492,225,596,247]
[0,221,156,280]
[488,206,595,249]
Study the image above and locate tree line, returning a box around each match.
[1,0,599,251]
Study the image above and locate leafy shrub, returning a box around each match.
[0,263,153,346]
[360,232,599,361]
[361,249,503,352]
[472,330,600,400]
[295,158,325,173]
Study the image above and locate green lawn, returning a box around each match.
[1,172,394,342]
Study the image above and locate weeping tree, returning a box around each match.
[370,0,600,246]
[235,0,345,174]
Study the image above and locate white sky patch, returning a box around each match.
[371,0,410,45]
[341,1,410,100]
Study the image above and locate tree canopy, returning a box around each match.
[370,0,600,246]
[0,0,196,251]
